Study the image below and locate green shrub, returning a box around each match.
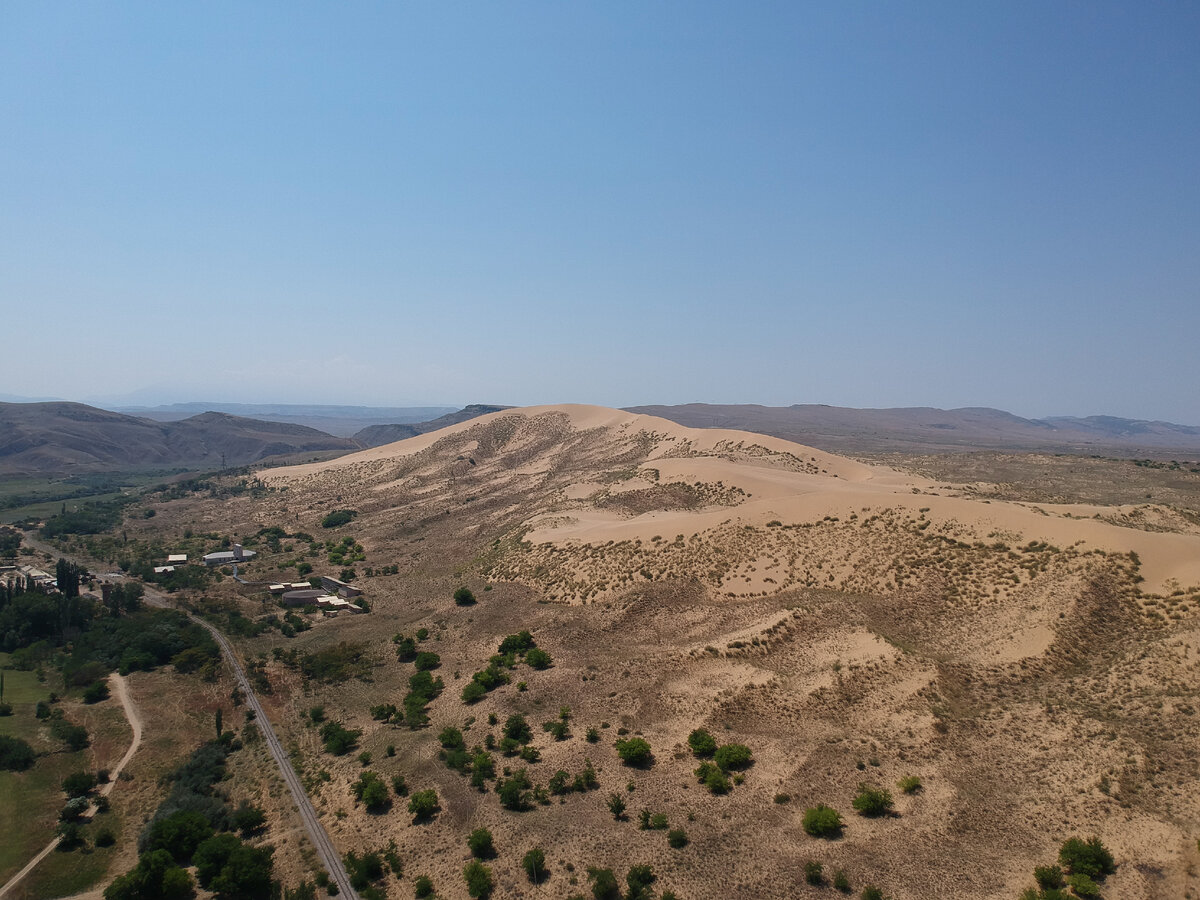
[897,775,922,794]
[525,647,553,669]
[607,793,626,819]
[615,737,652,767]
[461,681,487,703]
[414,875,434,897]
[407,789,439,822]
[454,587,477,606]
[687,728,717,757]
[804,861,823,885]
[522,847,547,883]
[832,869,851,892]
[588,867,620,900]
[1034,865,1064,889]
[713,743,752,772]
[463,860,493,899]
[852,783,894,817]
[860,887,884,900]
[83,680,110,704]
[1058,836,1115,879]
[802,805,844,838]
[320,722,361,755]
[321,510,357,528]
[391,774,408,796]
[352,772,391,811]
[1067,873,1101,897]
[62,771,97,798]
[413,652,441,672]
[503,714,533,744]
[467,828,495,859]
[694,761,731,794]
[667,828,688,848]
[95,827,116,847]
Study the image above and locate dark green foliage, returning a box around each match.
[104,849,194,900]
[615,737,652,767]
[0,734,36,771]
[1058,836,1115,879]
[321,510,357,528]
[95,827,116,847]
[503,714,533,743]
[413,651,441,671]
[861,887,884,900]
[414,875,434,897]
[586,726,600,743]
[1067,874,1101,898]
[802,805,844,838]
[524,647,553,669]
[42,499,127,538]
[852,783,894,817]
[439,726,465,750]
[344,849,386,891]
[299,642,371,684]
[407,789,439,821]
[50,717,90,751]
[56,820,85,849]
[667,828,688,848]
[320,721,361,755]
[467,827,495,859]
[804,861,824,885]
[404,669,444,727]
[211,842,274,898]
[625,865,657,900]
[607,793,626,819]
[62,771,97,798]
[232,801,267,836]
[142,809,215,863]
[588,867,620,900]
[469,751,495,790]
[393,635,417,662]
[140,740,233,847]
[687,728,717,757]
[352,772,392,811]
[543,718,569,740]
[454,587,477,606]
[498,631,536,654]
[463,860,493,899]
[461,680,487,703]
[693,761,730,794]
[1034,865,1064,890]
[833,869,851,892]
[713,743,752,772]
[391,773,409,796]
[497,769,535,811]
[369,703,398,722]
[83,680,110,703]
[194,832,242,887]
[522,847,547,884]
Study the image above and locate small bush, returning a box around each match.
[860,887,884,900]
[82,680,110,704]
[804,861,823,885]
[407,789,439,822]
[463,860,493,899]
[713,743,753,772]
[467,828,495,859]
[687,728,717,757]
[1058,836,1115,879]
[897,775,922,794]
[454,587,477,606]
[615,737,653,767]
[833,869,851,892]
[667,828,688,849]
[1034,865,1064,890]
[525,647,553,669]
[95,827,116,847]
[852,783,894,818]
[522,847,547,884]
[321,510,357,528]
[802,805,844,838]
[414,875,434,897]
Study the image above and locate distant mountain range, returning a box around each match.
[111,402,459,437]
[3,400,1197,477]
[627,404,1200,456]
[0,402,506,476]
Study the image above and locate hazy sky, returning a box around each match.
[2,3,1198,421]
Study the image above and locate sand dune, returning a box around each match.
[267,404,1200,596]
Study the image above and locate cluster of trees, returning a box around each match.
[688,729,752,793]
[1019,837,1116,899]
[296,641,372,684]
[106,736,275,900]
[587,864,669,900]
[462,631,552,704]
[320,509,357,529]
[41,499,129,537]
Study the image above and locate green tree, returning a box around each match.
[211,843,275,899]
[62,771,97,798]
[687,728,717,757]
[454,587,477,606]
[0,735,36,771]
[615,737,653,767]
[524,647,553,669]
[352,771,391,811]
[1058,836,1115,879]
[232,801,267,835]
[522,847,547,884]
[143,809,215,863]
[852,783,894,817]
[463,860,493,899]
[194,832,243,887]
[407,789,439,822]
[713,743,753,772]
[588,867,620,900]
[503,714,533,744]
[104,850,194,900]
[802,805,844,838]
[467,827,495,859]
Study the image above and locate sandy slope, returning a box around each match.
[267,404,1200,596]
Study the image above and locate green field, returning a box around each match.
[0,662,52,706]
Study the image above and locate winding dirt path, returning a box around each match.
[0,674,141,899]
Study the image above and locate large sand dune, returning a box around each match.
[268,404,1200,597]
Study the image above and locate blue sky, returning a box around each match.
[2,3,1197,421]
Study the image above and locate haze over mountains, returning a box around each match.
[3,399,1198,478]
[632,403,1200,456]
